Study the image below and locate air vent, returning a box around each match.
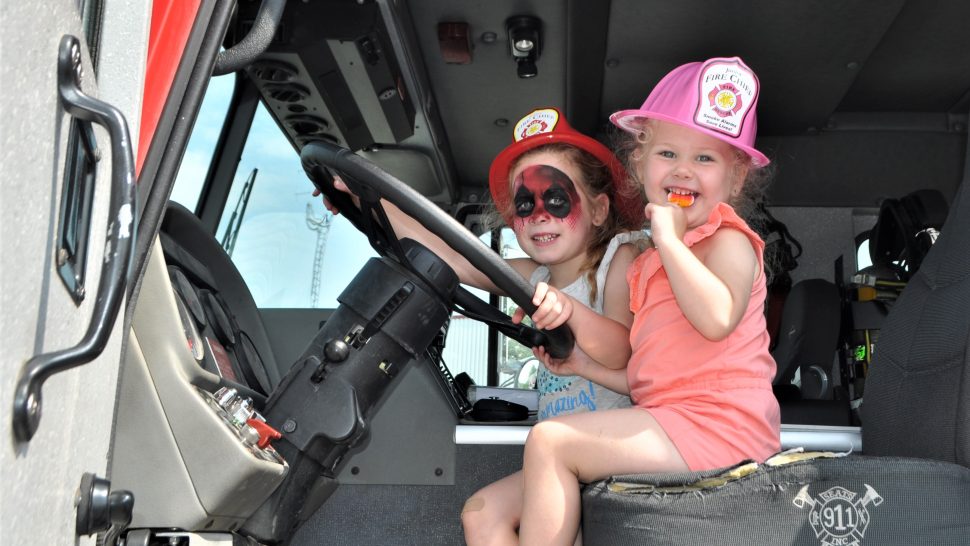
[265,83,310,103]
[249,60,298,82]
[286,115,330,136]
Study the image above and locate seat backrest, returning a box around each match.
[862,181,970,466]
[770,279,841,399]
[160,202,281,395]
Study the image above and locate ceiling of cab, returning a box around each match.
[240,1,970,207]
[602,0,970,129]
[406,0,574,201]
[405,0,970,205]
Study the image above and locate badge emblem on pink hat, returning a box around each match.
[695,59,758,137]
[611,56,770,166]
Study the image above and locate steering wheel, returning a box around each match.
[300,141,575,360]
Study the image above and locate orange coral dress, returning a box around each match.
[626,203,780,471]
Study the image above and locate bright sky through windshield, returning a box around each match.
[172,75,495,308]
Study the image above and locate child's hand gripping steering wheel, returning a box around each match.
[300,141,575,359]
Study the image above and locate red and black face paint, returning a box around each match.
[511,165,583,230]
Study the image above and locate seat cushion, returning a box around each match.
[582,452,970,545]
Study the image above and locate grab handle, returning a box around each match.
[12,35,137,442]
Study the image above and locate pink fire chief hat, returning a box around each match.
[610,56,770,167]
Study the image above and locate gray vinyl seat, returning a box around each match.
[581,179,970,544]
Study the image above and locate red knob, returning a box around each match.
[246,418,282,449]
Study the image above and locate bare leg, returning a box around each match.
[462,471,523,546]
[518,408,688,545]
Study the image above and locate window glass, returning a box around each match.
[216,101,376,308]
[220,117,500,384]
[441,233,492,385]
[171,74,236,211]
[856,238,872,271]
[497,227,537,388]
[172,80,511,387]
[437,228,536,388]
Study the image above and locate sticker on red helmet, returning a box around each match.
[513,108,560,142]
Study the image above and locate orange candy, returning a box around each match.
[667,192,695,208]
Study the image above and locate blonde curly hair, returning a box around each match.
[611,118,773,227]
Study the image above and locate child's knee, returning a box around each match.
[525,419,563,453]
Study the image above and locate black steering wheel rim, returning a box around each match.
[300,141,575,359]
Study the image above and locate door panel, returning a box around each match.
[0,2,150,544]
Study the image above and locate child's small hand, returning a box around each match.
[645,202,688,245]
[533,344,587,377]
[513,282,573,331]
[312,176,359,215]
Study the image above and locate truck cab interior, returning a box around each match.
[23,0,970,544]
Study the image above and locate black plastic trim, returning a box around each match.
[213,0,287,76]
[130,0,233,299]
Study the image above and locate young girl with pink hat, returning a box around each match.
[517,57,781,545]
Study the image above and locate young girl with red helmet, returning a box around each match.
[459,107,647,545]
[320,106,647,543]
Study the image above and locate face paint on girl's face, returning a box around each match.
[511,165,583,231]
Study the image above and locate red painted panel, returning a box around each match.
[137,0,202,177]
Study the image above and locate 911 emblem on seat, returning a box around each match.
[793,484,883,546]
